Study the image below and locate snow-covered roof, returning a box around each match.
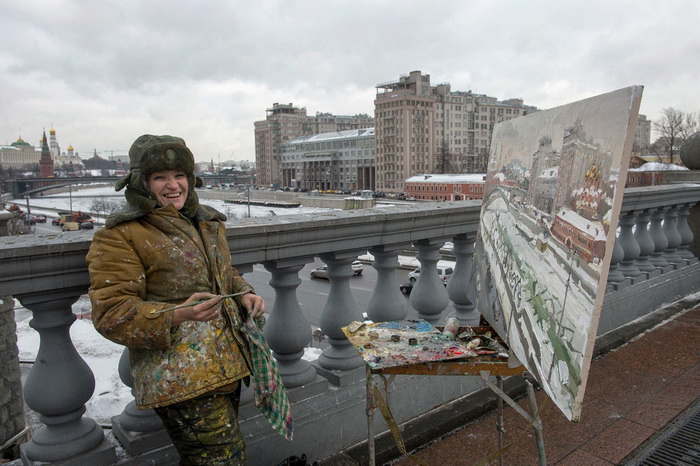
[285,128,375,144]
[406,173,486,183]
[556,207,606,240]
[629,162,689,172]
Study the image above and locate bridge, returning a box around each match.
[1,174,255,198]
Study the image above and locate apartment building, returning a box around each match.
[634,114,652,155]
[254,103,308,188]
[255,104,374,188]
[280,128,375,192]
[374,70,536,193]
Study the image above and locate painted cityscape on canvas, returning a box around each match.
[471,86,643,420]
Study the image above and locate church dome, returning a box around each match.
[11,138,31,147]
[68,144,74,151]
[50,127,56,134]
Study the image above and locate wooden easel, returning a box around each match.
[354,327,547,466]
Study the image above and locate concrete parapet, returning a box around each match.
[0,296,26,461]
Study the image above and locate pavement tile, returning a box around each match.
[580,418,655,464]
[388,307,700,466]
[555,449,613,466]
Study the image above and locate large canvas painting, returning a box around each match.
[471,86,643,420]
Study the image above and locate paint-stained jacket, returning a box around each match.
[86,204,254,409]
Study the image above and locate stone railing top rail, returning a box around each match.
[621,183,700,211]
[0,201,481,297]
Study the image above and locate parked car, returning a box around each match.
[51,217,61,226]
[407,266,453,285]
[351,260,363,275]
[79,222,94,230]
[310,261,363,279]
[35,214,47,223]
[399,282,414,294]
[310,265,328,279]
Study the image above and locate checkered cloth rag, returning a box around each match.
[242,315,294,440]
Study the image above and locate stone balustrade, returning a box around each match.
[2,184,700,465]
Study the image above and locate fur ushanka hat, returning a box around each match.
[106,134,225,228]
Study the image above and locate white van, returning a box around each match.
[407,265,454,285]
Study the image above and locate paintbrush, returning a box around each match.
[149,291,249,315]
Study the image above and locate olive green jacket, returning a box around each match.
[86,204,255,409]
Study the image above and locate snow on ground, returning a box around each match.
[14,297,324,426]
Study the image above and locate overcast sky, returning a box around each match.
[2,1,699,163]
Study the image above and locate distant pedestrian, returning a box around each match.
[86,134,292,465]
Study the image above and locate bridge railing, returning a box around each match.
[2,183,700,464]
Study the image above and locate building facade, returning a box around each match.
[255,103,375,188]
[0,138,41,171]
[404,173,486,201]
[374,70,537,193]
[280,128,375,192]
[634,114,652,155]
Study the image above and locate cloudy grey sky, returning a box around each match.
[1,0,699,163]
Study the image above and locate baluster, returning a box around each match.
[447,234,479,325]
[676,203,697,261]
[317,253,364,372]
[617,211,642,278]
[112,348,171,455]
[19,293,114,464]
[663,205,683,264]
[633,209,657,274]
[410,239,449,325]
[264,259,317,387]
[366,246,408,322]
[607,235,626,284]
[648,207,670,269]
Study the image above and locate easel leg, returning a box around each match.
[525,377,546,466]
[366,366,376,466]
[496,376,505,466]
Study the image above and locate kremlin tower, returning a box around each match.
[39,130,55,177]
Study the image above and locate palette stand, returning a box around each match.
[363,350,547,466]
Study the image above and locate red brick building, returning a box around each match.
[404,174,486,201]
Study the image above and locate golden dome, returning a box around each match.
[50,127,56,134]
[67,144,74,151]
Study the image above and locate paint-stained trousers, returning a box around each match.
[154,383,247,465]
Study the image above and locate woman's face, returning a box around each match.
[147,170,189,210]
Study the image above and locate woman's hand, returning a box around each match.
[241,293,265,319]
[171,292,223,326]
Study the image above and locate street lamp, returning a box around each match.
[24,183,31,215]
[246,183,251,218]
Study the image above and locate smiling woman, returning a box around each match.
[86,134,292,463]
[147,170,189,210]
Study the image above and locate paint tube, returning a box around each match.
[442,315,460,339]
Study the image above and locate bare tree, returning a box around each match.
[653,108,685,164]
[680,111,699,139]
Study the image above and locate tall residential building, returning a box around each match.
[374,70,536,193]
[255,103,308,188]
[634,114,651,155]
[280,128,375,192]
[255,103,375,187]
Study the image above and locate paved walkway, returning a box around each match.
[391,305,700,465]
